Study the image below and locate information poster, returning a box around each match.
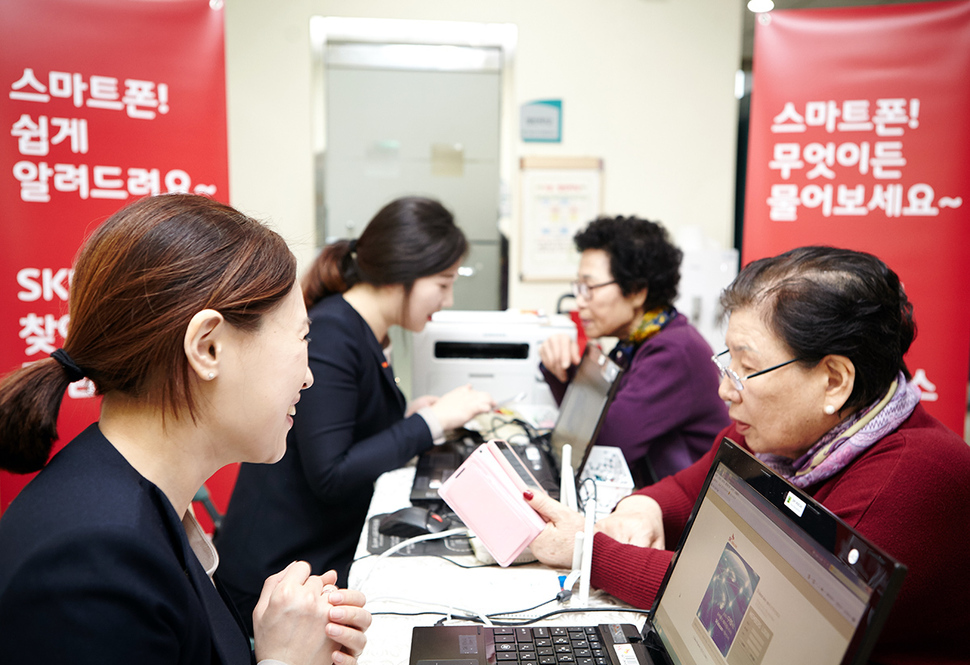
[743,1,970,435]
[520,156,603,280]
[0,0,230,512]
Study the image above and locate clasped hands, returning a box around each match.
[254,561,372,665]
[525,491,666,568]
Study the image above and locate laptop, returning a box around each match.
[410,344,625,504]
[408,438,906,665]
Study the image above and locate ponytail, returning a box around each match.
[301,239,359,309]
[302,197,467,311]
[0,193,298,474]
[0,357,76,473]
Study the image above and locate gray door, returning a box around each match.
[321,43,503,311]
[320,42,504,396]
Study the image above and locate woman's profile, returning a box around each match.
[216,196,494,631]
[0,194,371,665]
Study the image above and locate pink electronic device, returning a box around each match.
[436,440,547,567]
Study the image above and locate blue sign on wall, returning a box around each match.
[521,99,562,143]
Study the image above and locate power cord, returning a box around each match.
[353,551,538,570]
[352,527,470,592]
[366,588,651,627]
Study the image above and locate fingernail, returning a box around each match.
[333,652,347,664]
[329,591,343,604]
[327,623,344,637]
[523,490,534,501]
[330,606,345,619]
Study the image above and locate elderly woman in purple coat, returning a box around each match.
[540,216,730,486]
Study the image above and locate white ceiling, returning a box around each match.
[741,0,940,65]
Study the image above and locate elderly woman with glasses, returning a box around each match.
[538,216,729,486]
[526,245,970,664]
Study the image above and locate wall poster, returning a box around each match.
[520,156,603,281]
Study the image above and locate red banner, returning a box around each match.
[743,1,970,435]
[0,0,230,512]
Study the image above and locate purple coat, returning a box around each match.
[541,314,730,485]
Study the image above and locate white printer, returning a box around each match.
[410,310,577,410]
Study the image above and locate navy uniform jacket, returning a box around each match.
[0,424,254,664]
[215,294,434,629]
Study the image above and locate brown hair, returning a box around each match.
[0,194,297,473]
[302,196,467,308]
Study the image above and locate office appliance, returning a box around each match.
[408,438,906,665]
[410,309,577,411]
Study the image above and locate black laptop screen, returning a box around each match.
[652,461,876,665]
[550,345,622,474]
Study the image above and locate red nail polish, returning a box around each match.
[523,490,534,501]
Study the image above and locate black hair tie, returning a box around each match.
[51,349,85,383]
[348,238,358,254]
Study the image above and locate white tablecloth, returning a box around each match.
[348,467,646,665]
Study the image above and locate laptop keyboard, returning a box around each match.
[489,626,609,665]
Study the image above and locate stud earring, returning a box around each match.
[824,404,836,415]
[207,372,215,380]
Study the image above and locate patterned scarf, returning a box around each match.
[609,307,675,366]
[757,371,920,488]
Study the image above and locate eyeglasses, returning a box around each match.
[711,349,800,392]
[570,279,616,300]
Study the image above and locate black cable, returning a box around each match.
[372,610,478,620]
[577,476,598,514]
[385,604,651,627]
[483,605,652,626]
[487,597,559,617]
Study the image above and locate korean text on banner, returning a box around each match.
[0,0,230,512]
[742,1,970,435]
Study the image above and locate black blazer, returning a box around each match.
[0,424,253,664]
[215,295,433,628]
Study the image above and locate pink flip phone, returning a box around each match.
[437,441,547,567]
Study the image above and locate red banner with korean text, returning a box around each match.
[743,1,970,436]
[0,0,230,513]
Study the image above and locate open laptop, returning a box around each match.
[408,438,906,665]
[410,344,625,503]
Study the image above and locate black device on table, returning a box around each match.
[377,506,453,539]
[410,344,624,506]
[408,438,906,665]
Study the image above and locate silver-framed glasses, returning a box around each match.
[711,349,800,392]
[570,279,616,300]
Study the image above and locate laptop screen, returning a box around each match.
[549,345,622,474]
[651,445,902,665]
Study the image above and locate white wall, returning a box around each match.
[223,0,743,313]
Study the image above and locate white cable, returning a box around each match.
[353,527,469,592]
[560,443,577,511]
[579,500,595,605]
[378,527,469,559]
[571,531,584,572]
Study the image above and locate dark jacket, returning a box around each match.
[215,294,434,631]
[0,424,253,664]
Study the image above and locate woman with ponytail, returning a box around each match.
[215,196,494,630]
[0,194,370,665]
